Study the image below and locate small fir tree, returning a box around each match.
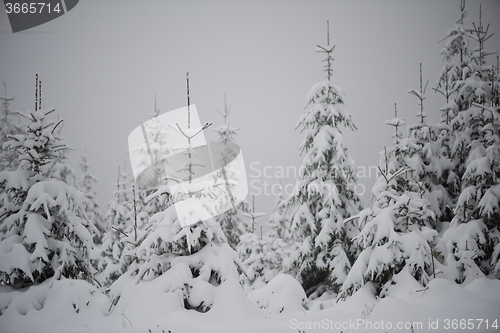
[77,151,106,242]
[0,82,21,172]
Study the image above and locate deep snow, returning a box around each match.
[0,274,499,333]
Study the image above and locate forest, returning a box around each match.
[0,1,499,332]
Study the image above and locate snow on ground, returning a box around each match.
[0,275,499,333]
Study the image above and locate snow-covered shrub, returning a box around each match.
[247,273,307,314]
[237,230,288,291]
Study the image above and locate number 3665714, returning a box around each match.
[5,2,62,14]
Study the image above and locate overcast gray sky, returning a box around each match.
[1,0,499,221]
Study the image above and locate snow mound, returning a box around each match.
[247,273,307,314]
[464,277,500,300]
[382,266,425,301]
[0,278,109,333]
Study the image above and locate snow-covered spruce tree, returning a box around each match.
[78,151,105,242]
[339,111,442,299]
[236,195,280,291]
[0,82,22,172]
[446,3,492,181]
[443,5,500,282]
[94,167,134,288]
[405,64,454,226]
[109,76,248,314]
[237,229,288,292]
[433,2,470,220]
[436,0,473,121]
[212,94,251,249]
[0,77,98,288]
[284,28,362,297]
[135,96,171,220]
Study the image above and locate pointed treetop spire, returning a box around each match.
[216,92,231,125]
[385,103,405,146]
[408,63,428,123]
[34,74,42,111]
[316,20,335,81]
[327,20,329,46]
[392,103,403,145]
[154,95,159,117]
[459,0,466,25]
[35,74,38,111]
[471,3,495,68]
[186,71,191,129]
[242,194,266,233]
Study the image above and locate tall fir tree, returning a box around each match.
[340,108,442,298]
[284,23,362,297]
[405,64,454,226]
[135,95,171,221]
[95,167,134,287]
[0,76,98,288]
[108,74,246,314]
[212,94,251,249]
[442,4,500,282]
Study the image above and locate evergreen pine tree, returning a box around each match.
[0,76,98,288]
[405,64,454,226]
[443,4,500,282]
[135,95,171,216]
[95,167,134,287]
[212,94,251,249]
[340,108,441,298]
[108,75,246,314]
[237,230,288,291]
[284,23,362,297]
